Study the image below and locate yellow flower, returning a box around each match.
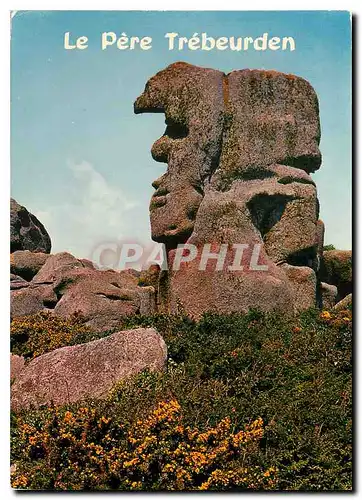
[124,458,139,468]
[63,411,74,423]
[320,311,332,320]
[12,474,29,489]
[28,436,37,446]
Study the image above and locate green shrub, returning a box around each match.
[323,244,336,251]
[10,312,95,360]
[11,305,352,490]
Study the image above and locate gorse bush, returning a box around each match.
[11,400,276,491]
[11,305,352,490]
[11,312,94,360]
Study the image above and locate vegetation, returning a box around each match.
[323,244,336,251]
[11,305,352,491]
[11,312,94,360]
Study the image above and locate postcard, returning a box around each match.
[10,10,352,491]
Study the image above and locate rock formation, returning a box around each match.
[10,198,51,253]
[135,62,329,316]
[11,328,167,411]
[11,251,156,332]
[10,61,352,328]
[9,204,163,410]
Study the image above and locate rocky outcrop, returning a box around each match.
[10,198,51,253]
[10,250,49,281]
[9,64,350,326]
[11,284,58,318]
[11,328,167,411]
[135,62,323,317]
[11,252,156,332]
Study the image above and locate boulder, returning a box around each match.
[11,254,85,319]
[32,251,87,284]
[220,69,321,177]
[10,354,26,383]
[10,250,49,281]
[10,273,29,291]
[319,282,338,309]
[334,293,352,311]
[53,276,141,332]
[320,250,352,299]
[51,264,155,331]
[11,284,58,318]
[11,328,167,411]
[10,198,51,253]
[11,252,156,329]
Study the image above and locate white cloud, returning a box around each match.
[34,161,147,260]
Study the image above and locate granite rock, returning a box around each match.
[10,198,51,253]
[11,328,167,411]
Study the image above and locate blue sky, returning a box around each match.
[11,11,352,259]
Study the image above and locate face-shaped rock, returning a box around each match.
[135,63,323,317]
[134,62,225,248]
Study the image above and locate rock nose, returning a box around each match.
[133,94,147,114]
[134,91,164,115]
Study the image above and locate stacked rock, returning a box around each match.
[135,62,349,316]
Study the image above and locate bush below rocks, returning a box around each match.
[320,250,352,300]
[11,311,93,360]
[11,306,352,491]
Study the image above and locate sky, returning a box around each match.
[11,10,352,261]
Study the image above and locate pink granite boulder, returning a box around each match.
[11,327,167,411]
